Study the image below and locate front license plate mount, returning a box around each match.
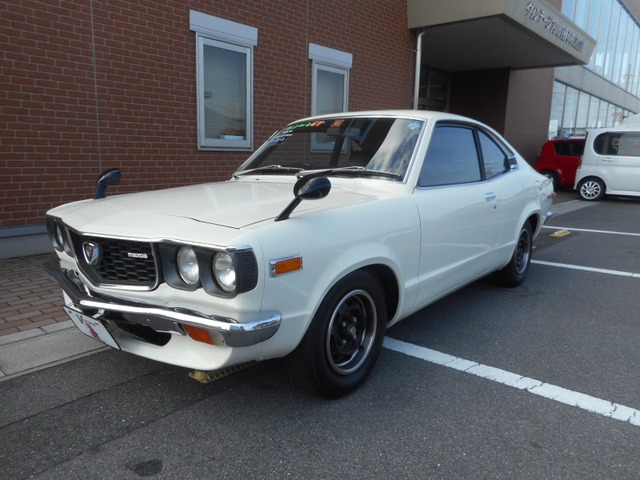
[63,305,121,350]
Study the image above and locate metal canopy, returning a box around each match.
[407,0,596,72]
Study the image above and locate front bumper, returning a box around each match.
[44,260,280,348]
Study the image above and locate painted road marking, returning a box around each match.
[383,337,640,428]
[532,260,640,278]
[543,226,640,237]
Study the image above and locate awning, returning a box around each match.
[407,0,596,72]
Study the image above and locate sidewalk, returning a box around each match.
[0,253,106,380]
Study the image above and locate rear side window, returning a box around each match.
[594,133,640,156]
[419,125,481,187]
[478,130,509,179]
[553,140,585,156]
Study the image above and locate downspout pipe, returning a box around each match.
[412,29,426,110]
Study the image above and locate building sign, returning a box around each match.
[524,1,585,52]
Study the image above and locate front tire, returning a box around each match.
[289,271,386,399]
[578,177,605,201]
[494,222,533,287]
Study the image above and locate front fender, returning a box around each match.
[253,196,421,358]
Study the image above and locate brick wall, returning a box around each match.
[1,0,413,230]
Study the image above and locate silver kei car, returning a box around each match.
[45,110,554,398]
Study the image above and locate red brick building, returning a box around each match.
[2,0,601,258]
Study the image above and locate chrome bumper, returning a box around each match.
[44,260,280,347]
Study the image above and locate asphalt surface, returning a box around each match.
[1,190,639,479]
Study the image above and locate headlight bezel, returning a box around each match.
[159,243,257,297]
[46,216,73,256]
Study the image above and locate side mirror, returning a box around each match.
[275,176,331,222]
[94,168,121,199]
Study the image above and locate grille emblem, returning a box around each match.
[127,252,148,259]
[82,241,102,266]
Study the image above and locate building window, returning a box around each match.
[309,44,351,117]
[190,11,257,150]
[548,80,635,139]
[308,44,351,151]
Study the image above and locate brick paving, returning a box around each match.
[0,253,68,337]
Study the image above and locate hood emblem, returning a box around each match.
[82,241,102,266]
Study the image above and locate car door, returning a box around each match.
[413,123,504,308]
[598,131,640,193]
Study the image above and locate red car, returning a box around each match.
[534,138,585,189]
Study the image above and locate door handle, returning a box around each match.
[485,192,496,201]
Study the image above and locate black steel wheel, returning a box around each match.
[289,270,386,398]
[494,222,533,287]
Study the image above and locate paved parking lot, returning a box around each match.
[1,192,639,479]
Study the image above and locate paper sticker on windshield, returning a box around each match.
[408,122,422,130]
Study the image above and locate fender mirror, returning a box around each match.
[94,168,121,199]
[275,176,331,222]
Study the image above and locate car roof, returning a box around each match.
[289,110,484,125]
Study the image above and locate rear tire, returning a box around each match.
[289,271,386,399]
[577,177,605,201]
[494,222,533,288]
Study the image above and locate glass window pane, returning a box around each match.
[316,68,345,116]
[575,91,590,136]
[562,86,579,137]
[630,26,640,95]
[573,0,588,29]
[587,96,600,129]
[562,0,576,21]
[586,0,601,37]
[419,126,481,186]
[593,0,612,76]
[604,2,621,81]
[612,8,628,86]
[598,101,610,127]
[479,130,508,179]
[549,81,566,139]
[203,43,247,140]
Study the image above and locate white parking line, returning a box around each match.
[532,260,640,278]
[383,337,640,428]
[543,225,640,237]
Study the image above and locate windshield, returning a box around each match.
[238,116,425,180]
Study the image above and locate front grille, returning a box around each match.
[70,232,159,288]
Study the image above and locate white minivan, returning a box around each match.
[574,119,640,201]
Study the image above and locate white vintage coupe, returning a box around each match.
[45,110,554,398]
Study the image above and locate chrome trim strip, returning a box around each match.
[44,260,280,347]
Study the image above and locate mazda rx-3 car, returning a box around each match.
[45,110,554,398]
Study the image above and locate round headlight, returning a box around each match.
[213,251,236,293]
[177,246,199,285]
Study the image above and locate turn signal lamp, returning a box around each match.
[184,325,226,347]
[184,325,214,345]
[270,256,303,277]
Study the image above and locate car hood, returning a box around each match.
[53,179,379,229]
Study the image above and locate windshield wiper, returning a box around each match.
[233,164,304,178]
[297,166,402,180]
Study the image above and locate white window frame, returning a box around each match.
[190,11,257,150]
[309,44,352,117]
[308,44,351,151]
